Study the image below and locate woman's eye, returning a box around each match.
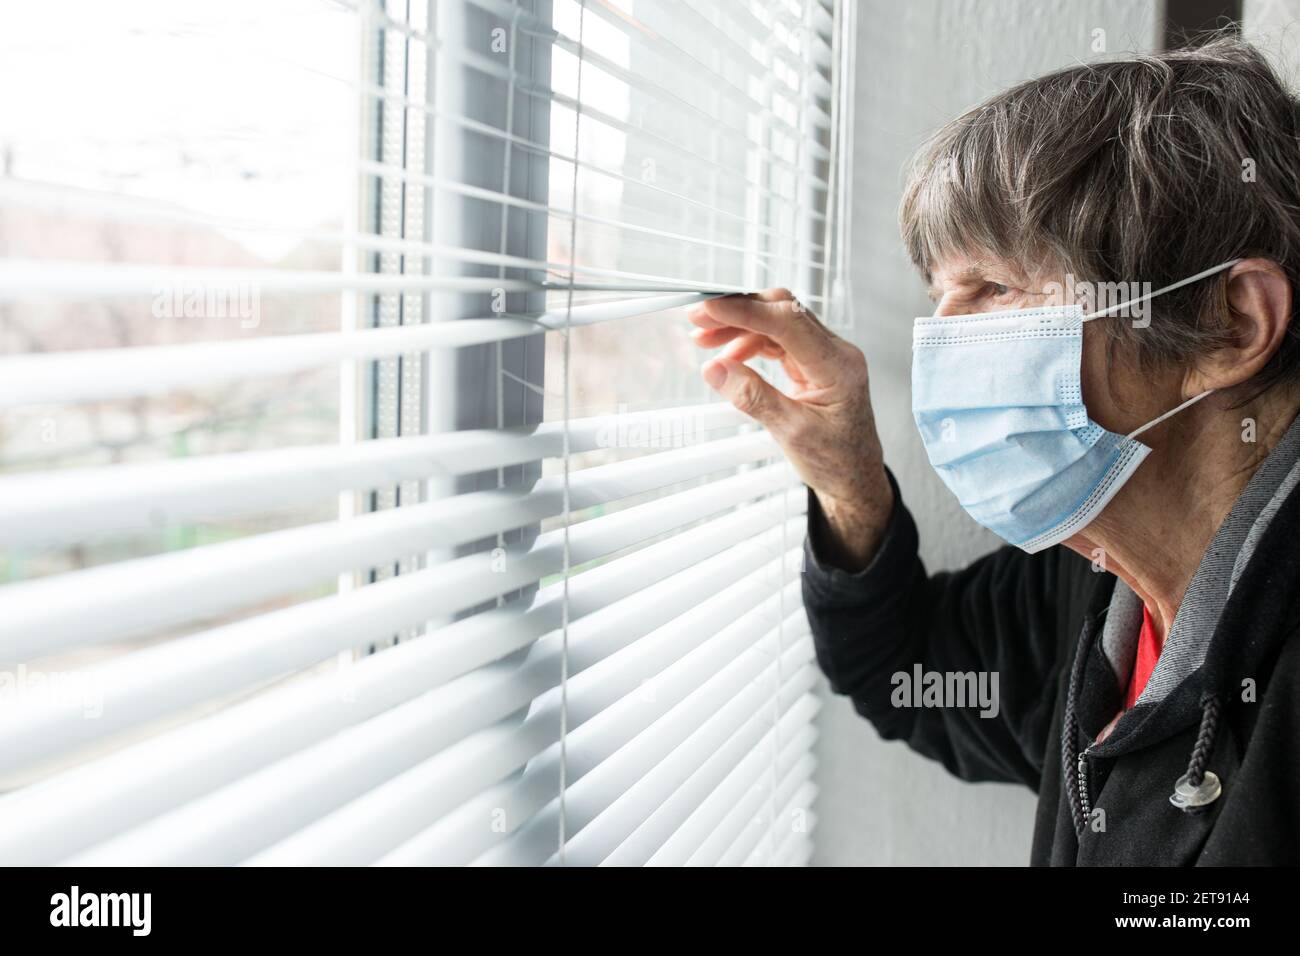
[988,282,1012,297]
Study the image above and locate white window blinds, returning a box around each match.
[0,0,854,866]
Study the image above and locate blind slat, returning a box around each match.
[0,475,802,762]
[0,519,802,865]
[718,772,819,867]
[0,0,844,867]
[0,292,732,406]
[264,661,815,869]
[247,600,810,868]
[0,402,749,546]
[564,665,818,867]
[345,0,829,158]
[769,823,817,868]
[0,482,804,781]
[469,0,832,99]
[59,550,805,867]
[477,630,813,868]
[0,437,782,653]
[648,724,819,867]
[0,258,741,303]
[358,86,832,213]
[359,156,829,247]
[0,177,826,274]
[684,750,817,866]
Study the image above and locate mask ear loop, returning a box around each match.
[1126,388,1216,441]
[1072,258,1241,440]
[1079,258,1243,322]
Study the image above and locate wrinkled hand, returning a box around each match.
[689,289,894,570]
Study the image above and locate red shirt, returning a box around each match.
[1097,605,1163,744]
[1124,604,1163,709]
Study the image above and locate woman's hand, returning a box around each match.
[689,288,894,571]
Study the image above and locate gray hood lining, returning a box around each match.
[1106,412,1300,709]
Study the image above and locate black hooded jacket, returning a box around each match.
[801,420,1300,865]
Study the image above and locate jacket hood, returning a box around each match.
[1062,410,1300,834]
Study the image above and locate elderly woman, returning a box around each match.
[690,36,1300,866]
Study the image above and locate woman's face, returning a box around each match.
[926,253,1186,438]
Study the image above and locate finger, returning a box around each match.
[689,325,747,348]
[701,357,798,433]
[781,352,811,389]
[721,332,783,364]
[687,306,728,330]
[686,290,791,328]
[692,291,838,377]
[691,325,782,355]
[689,288,797,326]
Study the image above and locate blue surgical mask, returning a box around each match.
[911,259,1240,553]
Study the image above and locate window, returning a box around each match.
[0,0,854,865]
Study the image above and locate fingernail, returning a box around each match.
[702,361,727,390]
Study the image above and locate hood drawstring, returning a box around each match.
[1170,693,1223,812]
[1062,617,1091,838]
[1063,633,1224,837]
[1062,702,1086,837]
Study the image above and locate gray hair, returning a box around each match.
[899,35,1300,396]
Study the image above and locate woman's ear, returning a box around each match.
[1186,258,1292,395]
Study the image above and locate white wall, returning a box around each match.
[811,0,1161,866]
[1245,0,1300,81]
